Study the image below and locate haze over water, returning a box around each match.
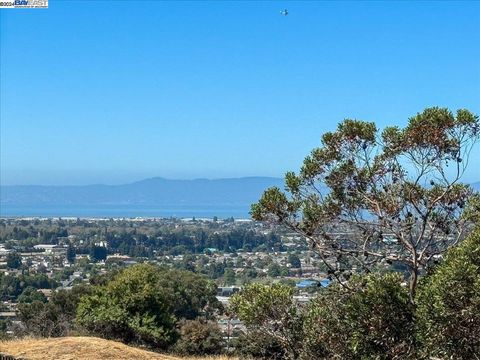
[0,204,250,219]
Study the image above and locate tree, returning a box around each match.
[18,287,47,304]
[66,243,76,263]
[155,267,221,321]
[230,283,304,359]
[267,263,282,277]
[241,267,258,283]
[288,253,301,268]
[76,264,220,349]
[252,107,479,301]
[77,264,175,348]
[89,245,107,262]
[416,227,480,359]
[224,268,236,285]
[6,252,22,269]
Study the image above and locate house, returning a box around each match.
[217,286,240,297]
[33,244,66,254]
[296,278,331,289]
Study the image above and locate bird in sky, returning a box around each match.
[280,9,288,16]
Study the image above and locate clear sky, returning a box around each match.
[1,1,479,185]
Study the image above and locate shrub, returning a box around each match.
[303,273,415,359]
[76,264,220,349]
[173,319,224,355]
[18,286,47,304]
[233,330,286,360]
[6,252,22,269]
[416,228,480,359]
[230,283,304,359]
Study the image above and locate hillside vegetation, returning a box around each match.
[0,336,236,360]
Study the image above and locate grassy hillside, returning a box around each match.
[0,336,236,360]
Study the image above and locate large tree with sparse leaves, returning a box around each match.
[252,107,479,301]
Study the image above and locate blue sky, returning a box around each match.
[1,1,479,185]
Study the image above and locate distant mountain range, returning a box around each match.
[0,177,284,206]
[1,177,478,207]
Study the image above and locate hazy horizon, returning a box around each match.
[1,175,283,187]
[2,174,480,188]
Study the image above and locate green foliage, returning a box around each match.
[463,193,480,224]
[240,267,258,283]
[6,252,22,269]
[0,273,58,301]
[52,284,93,320]
[173,319,224,355]
[231,278,415,359]
[156,266,221,320]
[230,283,304,359]
[223,268,236,285]
[89,245,107,262]
[0,218,284,261]
[77,264,176,348]
[76,264,220,349]
[416,228,480,359]
[288,253,301,268]
[303,274,416,360]
[0,319,9,339]
[66,243,76,263]
[278,278,296,287]
[233,330,286,360]
[18,286,47,303]
[266,262,282,277]
[231,283,295,326]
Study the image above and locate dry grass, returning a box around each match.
[0,336,237,360]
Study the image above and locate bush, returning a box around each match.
[303,273,415,359]
[6,252,22,269]
[18,286,47,303]
[230,283,304,359]
[76,264,220,349]
[173,319,224,355]
[233,330,286,360]
[416,228,480,359]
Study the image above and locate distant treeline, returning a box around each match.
[105,229,283,256]
[0,220,286,257]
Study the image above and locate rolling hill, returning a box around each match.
[0,177,284,206]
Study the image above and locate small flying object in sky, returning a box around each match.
[280,9,288,16]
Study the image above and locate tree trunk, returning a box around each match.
[409,266,418,305]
